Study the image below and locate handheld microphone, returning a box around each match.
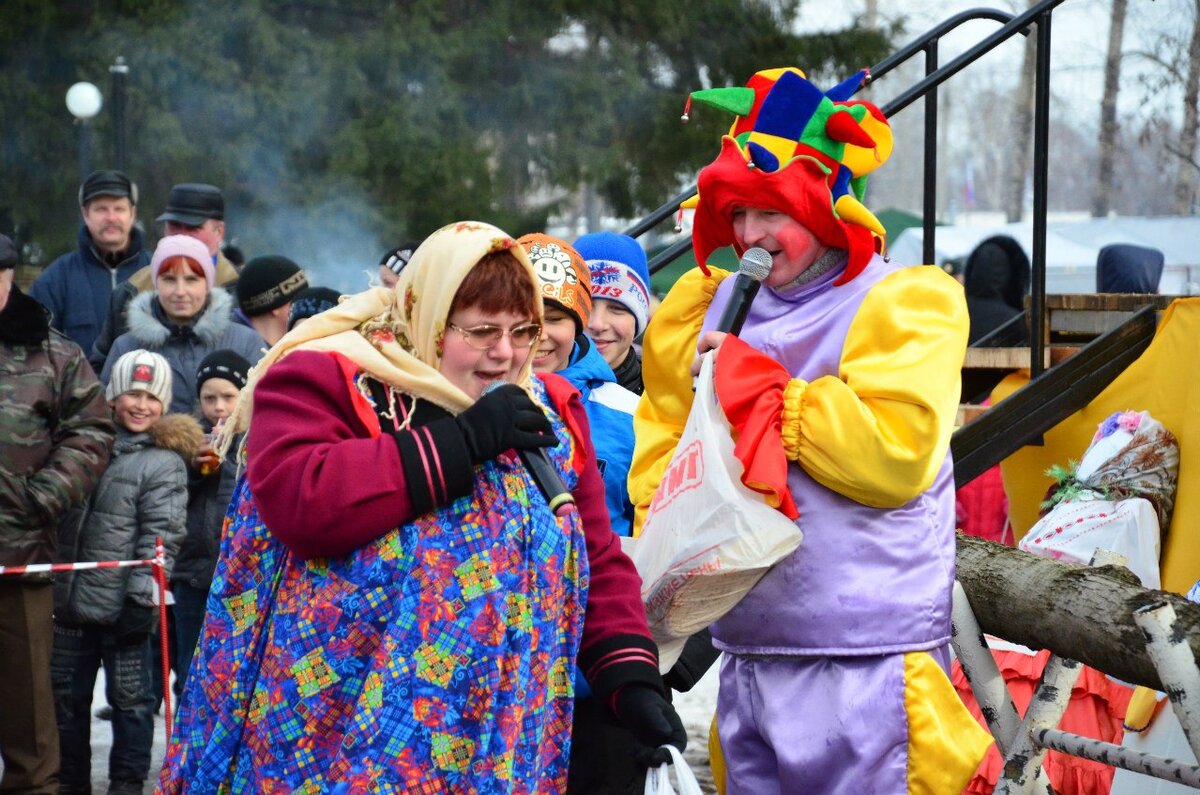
[482,381,577,518]
[714,247,773,335]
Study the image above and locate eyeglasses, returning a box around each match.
[447,322,543,351]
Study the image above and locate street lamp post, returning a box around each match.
[109,57,129,171]
[65,81,103,183]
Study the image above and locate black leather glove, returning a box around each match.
[112,601,156,642]
[455,384,555,464]
[663,629,722,693]
[613,683,688,768]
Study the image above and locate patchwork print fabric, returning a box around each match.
[159,379,587,794]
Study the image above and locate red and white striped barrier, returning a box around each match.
[0,558,157,576]
[0,537,175,744]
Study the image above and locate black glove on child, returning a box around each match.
[112,600,156,642]
[613,683,688,768]
[455,384,555,464]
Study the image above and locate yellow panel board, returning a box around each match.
[993,298,1200,594]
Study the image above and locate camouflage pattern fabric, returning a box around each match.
[0,288,115,573]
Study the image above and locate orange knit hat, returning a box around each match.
[517,233,592,333]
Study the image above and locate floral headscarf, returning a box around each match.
[218,221,542,454]
[1042,410,1181,531]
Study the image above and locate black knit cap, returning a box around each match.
[0,234,17,270]
[196,349,252,394]
[236,255,308,315]
[380,241,422,276]
[287,286,343,330]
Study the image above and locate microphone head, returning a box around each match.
[738,247,773,282]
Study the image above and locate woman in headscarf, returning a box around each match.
[158,221,682,793]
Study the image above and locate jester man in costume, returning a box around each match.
[158,222,681,793]
[629,67,993,793]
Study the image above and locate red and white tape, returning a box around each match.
[0,558,157,576]
[0,538,175,743]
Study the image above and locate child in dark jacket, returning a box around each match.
[174,349,251,693]
[51,349,199,795]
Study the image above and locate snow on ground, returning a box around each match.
[672,657,722,794]
[88,674,168,791]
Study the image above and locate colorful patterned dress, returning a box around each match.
[158,377,587,794]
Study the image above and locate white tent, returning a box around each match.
[888,217,1200,295]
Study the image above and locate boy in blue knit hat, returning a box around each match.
[573,232,651,395]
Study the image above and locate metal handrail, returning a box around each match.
[950,306,1157,487]
[631,7,1026,273]
[625,9,1019,241]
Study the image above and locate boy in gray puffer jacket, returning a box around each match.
[51,349,200,795]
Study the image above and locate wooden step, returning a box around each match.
[1041,294,1174,337]
[956,404,990,426]
[963,347,1050,370]
[962,345,1079,370]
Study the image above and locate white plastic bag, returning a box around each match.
[644,745,703,795]
[632,352,803,672]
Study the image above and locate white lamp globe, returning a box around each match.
[66,82,103,120]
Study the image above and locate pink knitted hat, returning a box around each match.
[150,235,216,288]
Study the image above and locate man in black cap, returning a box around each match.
[89,183,241,372]
[157,183,228,261]
[236,256,309,345]
[29,170,151,356]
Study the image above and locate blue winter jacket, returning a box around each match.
[558,336,638,538]
[30,224,151,356]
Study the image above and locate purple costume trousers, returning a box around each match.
[717,647,953,795]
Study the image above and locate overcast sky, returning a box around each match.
[795,0,1188,128]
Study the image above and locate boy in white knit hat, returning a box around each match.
[50,349,200,795]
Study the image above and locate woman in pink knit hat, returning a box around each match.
[100,235,263,415]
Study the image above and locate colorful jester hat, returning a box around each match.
[686,67,893,284]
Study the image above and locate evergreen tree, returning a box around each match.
[0,0,892,284]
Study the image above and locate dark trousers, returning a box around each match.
[0,580,59,794]
[50,623,154,791]
[566,696,647,795]
[171,583,208,695]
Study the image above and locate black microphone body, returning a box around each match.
[715,275,762,336]
[714,247,773,336]
[517,447,576,516]
[481,381,576,517]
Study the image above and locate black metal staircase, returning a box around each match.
[622,0,1157,486]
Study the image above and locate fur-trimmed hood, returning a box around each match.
[148,413,206,461]
[125,288,238,348]
[116,412,205,463]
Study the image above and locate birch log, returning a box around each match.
[956,533,1200,691]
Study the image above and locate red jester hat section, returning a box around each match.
[687,67,893,285]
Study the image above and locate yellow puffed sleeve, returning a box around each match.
[628,266,730,535]
[785,266,968,507]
